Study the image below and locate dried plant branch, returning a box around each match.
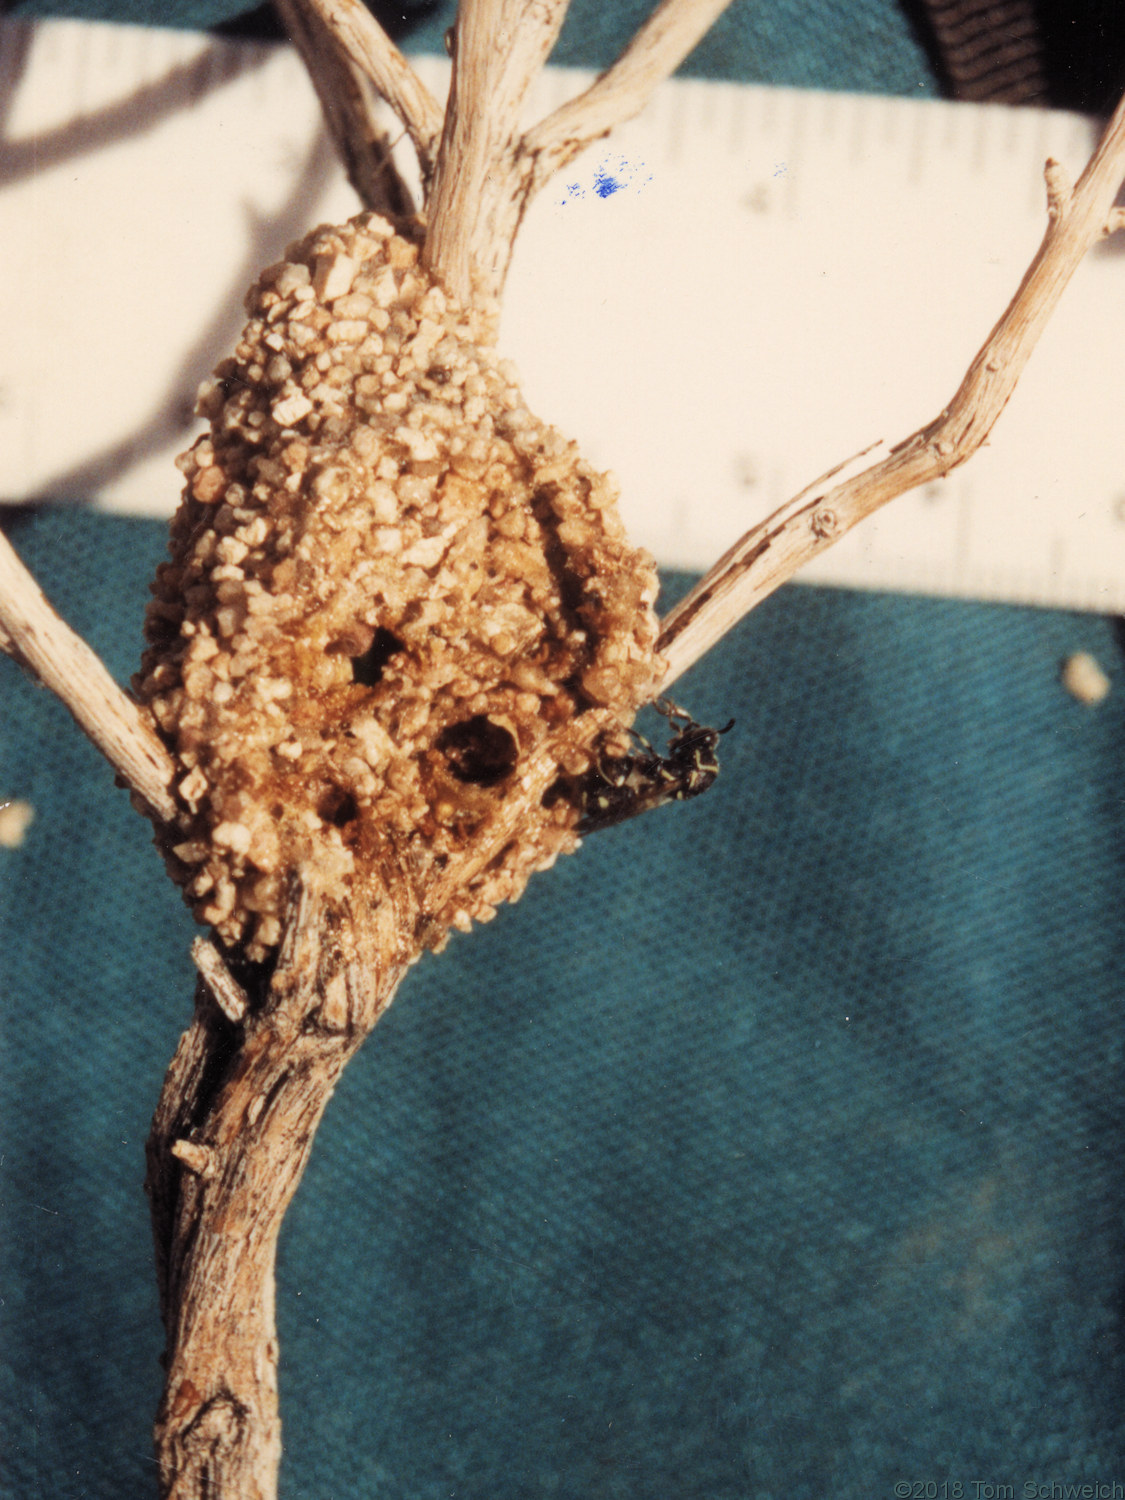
[422,0,738,306]
[135,2,740,1467]
[190,937,249,1023]
[140,196,657,1491]
[423,0,570,303]
[521,0,736,189]
[147,879,414,1497]
[276,0,443,197]
[274,0,737,308]
[273,0,418,216]
[0,527,178,822]
[656,92,1125,687]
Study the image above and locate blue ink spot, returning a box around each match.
[558,155,651,204]
[593,165,623,198]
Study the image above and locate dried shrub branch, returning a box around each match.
[147,877,412,1495]
[0,527,178,822]
[423,0,741,304]
[139,128,658,1500]
[422,0,571,303]
[275,0,443,204]
[275,0,738,306]
[520,0,736,189]
[657,93,1125,686]
[133,50,1125,1486]
[272,0,415,216]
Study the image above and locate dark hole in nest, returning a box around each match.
[437,716,519,787]
[334,626,404,687]
[318,785,360,828]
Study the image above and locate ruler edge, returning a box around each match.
[0,13,1121,617]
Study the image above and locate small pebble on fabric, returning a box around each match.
[1061,651,1110,705]
[0,799,34,848]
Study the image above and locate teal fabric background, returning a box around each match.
[2,3,1124,1497]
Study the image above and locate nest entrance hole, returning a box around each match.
[437,716,519,788]
[317,785,360,828]
[352,627,404,687]
[327,625,405,687]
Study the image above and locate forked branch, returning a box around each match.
[422,0,739,302]
[307,0,738,304]
[520,0,736,191]
[422,0,571,302]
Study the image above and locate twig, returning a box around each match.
[521,0,736,190]
[656,92,1125,688]
[276,0,443,198]
[276,0,737,305]
[423,0,571,304]
[0,527,178,823]
[273,0,417,216]
[191,937,249,1023]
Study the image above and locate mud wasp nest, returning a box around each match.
[137,212,660,961]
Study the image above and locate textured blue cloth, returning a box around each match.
[2,4,1125,1499]
[9,0,938,96]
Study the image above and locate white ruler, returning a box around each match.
[1,16,1123,611]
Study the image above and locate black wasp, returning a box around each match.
[576,699,734,835]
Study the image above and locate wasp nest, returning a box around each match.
[137,212,660,961]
